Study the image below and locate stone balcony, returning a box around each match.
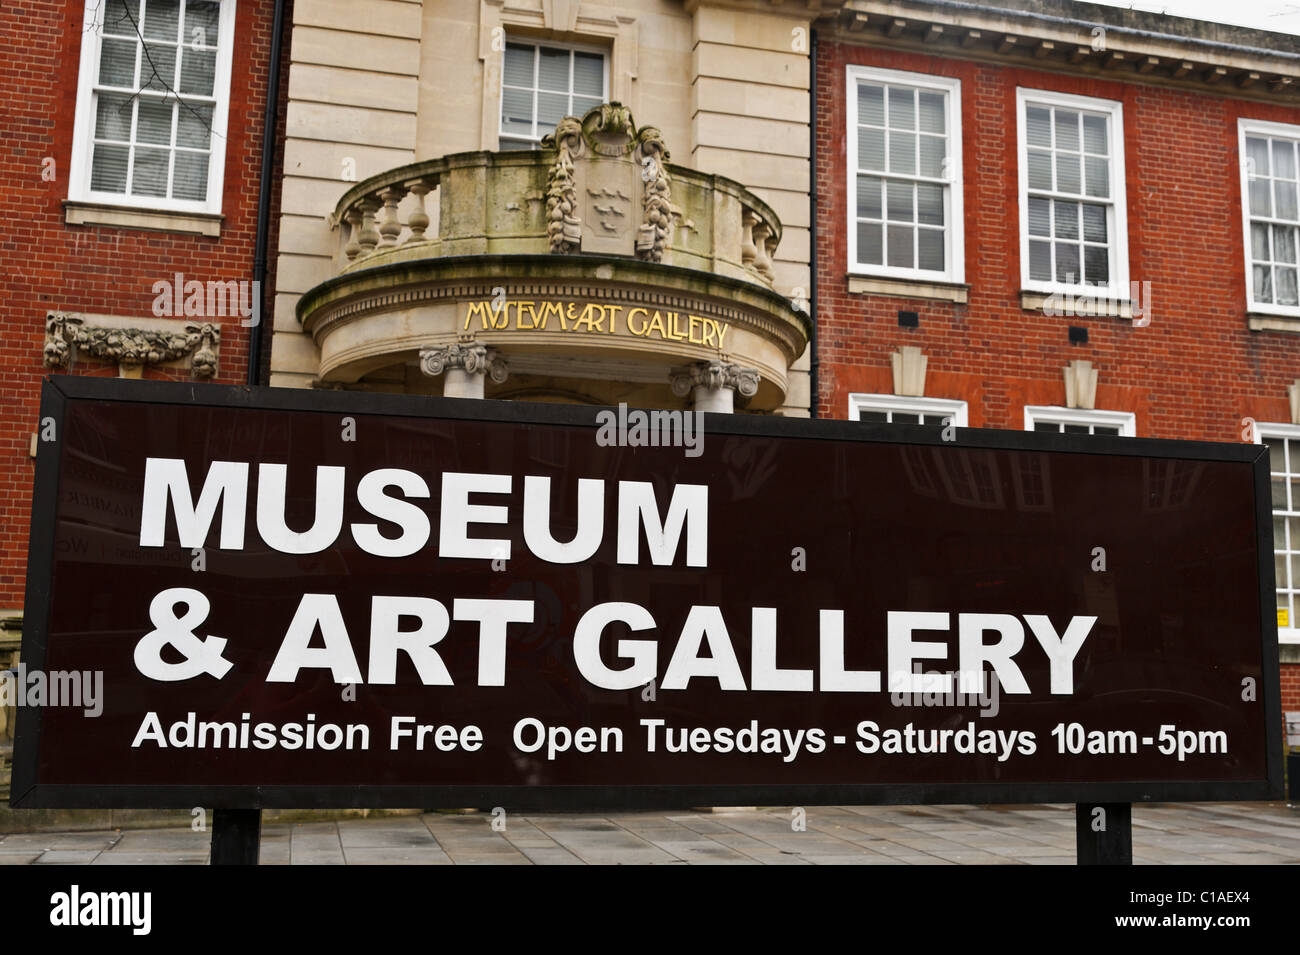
[295,105,809,412]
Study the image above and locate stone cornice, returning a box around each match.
[827,0,1300,102]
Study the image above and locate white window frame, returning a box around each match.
[846,65,965,284]
[1254,422,1300,644]
[1023,405,1136,436]
[498,37,610,150]
[848,393,969,426]
[68,0,236,216]
[1239,117,1300,319]
[1016,88,1129,299]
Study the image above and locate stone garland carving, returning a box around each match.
[544,116,583,254]
[44,312,220,378]
[636,126,672,264]
[670,360,760,399]
[418,343,509,383]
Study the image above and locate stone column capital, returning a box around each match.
[418,342,508,383]
[669,360,759,399]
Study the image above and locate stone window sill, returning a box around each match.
[1248,312,1300,333]
[64,200,223,237]
[1020,290,1132,320]
[846,274,969,303]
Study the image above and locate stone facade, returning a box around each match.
[271,0,815,415]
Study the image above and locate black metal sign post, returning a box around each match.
[1076,803,1133,865]
[209,809,261,865]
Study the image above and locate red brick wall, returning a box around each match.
[815,39,1300,710]
[0,0,289,612]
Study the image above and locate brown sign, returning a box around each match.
[11,377,1283,809]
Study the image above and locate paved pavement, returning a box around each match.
[1,802,1298,864]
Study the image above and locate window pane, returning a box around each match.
[918,228,944,271]
[1082,203,1107,242]
[888,131,917,175]
[1275,139,1298,180]
[538,47,569,91]
[179,48,216,96]
[857,175,882,219]
[1250,178,1273,217]
[1028,197,1051,236]
[536,91,567,132]
[573,52,603,97]
[185,0,220,46]
[1056,153,1081,194]
[104,0,141,37]
[1252,223,1271,262]
[1082,114,1107,154]
[136,98,173,145]
[503,44,534,87]
[886,181,913,221]
[917,183,943,225]
[500,88,532,136]
[131,146,170,196]
[1278,182,1299,222]
[176,103,213,148]
[1054,109,1080,151]
[1055,242,1080,284]
[857,221,883,265]
[1270,441,1287,474]
[141,43,177,91]
[1084,244,1109,285]
[1279,268,1299,306]
[1247,137,1271,177]
[173,151,208,200]
[893,413,920,424]
[1095,427,1120,436]
[1084,156,1109,198]
[918,134,945,178]
[1054,200,1079,239]
[1273,478,1286,509]
[1027,150,1052,190]
[888,86,915,129]
[90,143,129,192]
[1274,514,1286,547]
[858,127,885,171]
[1029,240,1051,280]
[918,91,944,133]
[99,37,137,87]
[859,410,888,423]
[1026,107,1051,148]
[142,0,181,41]
[572,96,601,116]
[858,84,885,126]
[1256,264,1274,302]
[1063,423,1089,435]
[94,93,134,141]
[887,224,914,268]
[1275,225,1297,264]
[1033,422,1057,432]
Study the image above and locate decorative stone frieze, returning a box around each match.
[43,311,220,378]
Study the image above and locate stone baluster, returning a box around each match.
[357,198,381,257]
[379,186,406,247]
[405,178,433,242]
[741,209,757,268]
[752,220,774,283]
[343,207,363,261]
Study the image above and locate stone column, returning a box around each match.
[419,342,508,399]
[670,360,760,414]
